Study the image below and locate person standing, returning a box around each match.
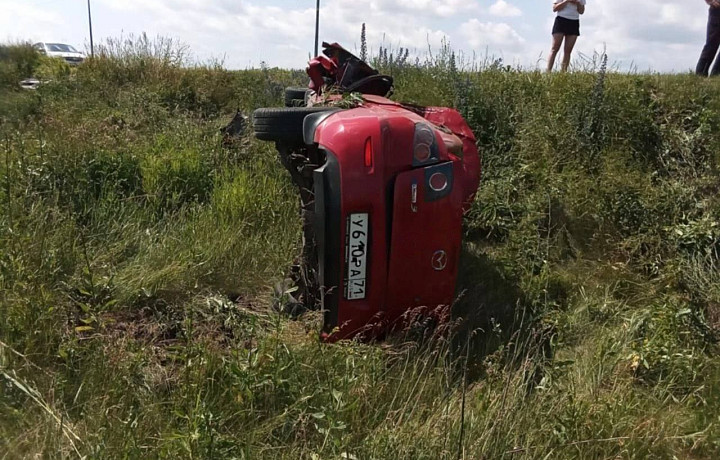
[547,0,586,72]
[696,0,720,77]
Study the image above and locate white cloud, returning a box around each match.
[489,1,522,18]
[0,1,64,43]
[574,0,708,71]
[1,0,714,72]
[93,0,460,67]
[459,19,525,52]
[383,0,480,18]
[94,0,318,67]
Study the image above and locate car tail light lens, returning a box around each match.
[413,123,438,166]
[364,137,373,167]
[429,172,448,192]
[414,143,431,162]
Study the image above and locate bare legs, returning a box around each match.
[547,33,564,72]
[547,33,578,72]
[562,35,578,71]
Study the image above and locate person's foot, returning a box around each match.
[696,63,709,77]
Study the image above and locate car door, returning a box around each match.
[384,160,464,324]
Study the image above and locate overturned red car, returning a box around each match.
[253,43,480,340]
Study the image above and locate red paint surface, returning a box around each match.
[312,96,481,340]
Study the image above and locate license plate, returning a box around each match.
[345,213,369,300]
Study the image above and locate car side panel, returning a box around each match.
[384,160,464,326]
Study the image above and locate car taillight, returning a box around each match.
[364,137,373,168]
[414,143,431,162]
[413,123,438,166]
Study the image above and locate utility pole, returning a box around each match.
[87,0,94,57]
[314,0,320,56]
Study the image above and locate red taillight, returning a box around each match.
[414,143,431,162]
[413,123,437,165]
[364,137,373,167]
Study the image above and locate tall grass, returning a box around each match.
[1,38,719,458]
[0,42,41,89]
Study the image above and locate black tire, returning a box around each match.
[284,87,309,107]
[253,107,334,142]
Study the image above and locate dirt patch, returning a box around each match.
[102,309,183,347]
[96,295,285,351]
[707,301,720,332]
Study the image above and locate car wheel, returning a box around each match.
[284,86,309,107]
[253,107,335,142]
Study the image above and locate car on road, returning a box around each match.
[33,42,85,65]
[254,43,481,341]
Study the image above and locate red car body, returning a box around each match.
[255,44,480,340]
[308,97,480,340]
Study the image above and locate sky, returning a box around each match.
[0,0,713,72]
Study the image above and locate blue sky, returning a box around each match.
[0,1,711,72]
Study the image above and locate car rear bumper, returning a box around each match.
[313,150,342,333]
[63,57,84,65]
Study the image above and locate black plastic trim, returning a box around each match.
[314,149,342,331]
[424,161,454,202]
[303,110,341,145]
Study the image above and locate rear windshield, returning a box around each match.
[47,44,78,53]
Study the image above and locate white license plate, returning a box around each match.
[345,213,369,300]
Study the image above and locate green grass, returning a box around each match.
[1,41,720,458]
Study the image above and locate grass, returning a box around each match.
[1,40,720,458]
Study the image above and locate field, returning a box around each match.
[1,40,720,458]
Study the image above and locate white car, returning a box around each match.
[33,42,85,65]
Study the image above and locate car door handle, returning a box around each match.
[411,182,418,213]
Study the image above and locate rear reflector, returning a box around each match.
[429,172,448,192]
[364,137,373,167]
[424,162,454,202]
